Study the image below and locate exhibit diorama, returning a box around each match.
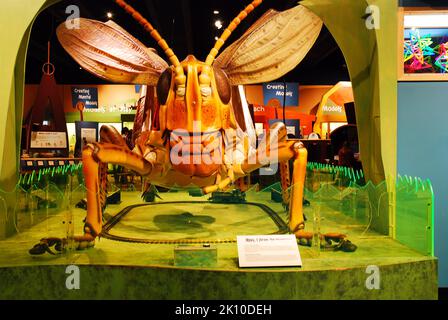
[0,0,446,300]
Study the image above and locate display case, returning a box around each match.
[398,7,448,81]
[0,158,436,299]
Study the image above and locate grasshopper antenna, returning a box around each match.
[199,0,263,87]
[114,0,186,88]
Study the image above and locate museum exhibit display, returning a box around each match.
[0,0,444,300]
[399,7,448,81]
[22,42,69,158]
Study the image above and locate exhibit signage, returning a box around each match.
[253,105,265,113]
[322,105,344,115]
[71,86,98,109]
[268,119,300,138]
[253,105,277,120]
[81,128,97,149]
[263,82,299,107]
[74,121,98,157]
[30,131,67,148]
[237,235,302,267]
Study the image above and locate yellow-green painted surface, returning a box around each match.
[0,1,56,191]
[302,0,398,184]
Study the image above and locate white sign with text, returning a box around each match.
[30,131,67,149]
[237,235,302,268]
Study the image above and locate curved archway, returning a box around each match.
[301,0,398,186]
[0,1,398,233]
[0,0,59,191]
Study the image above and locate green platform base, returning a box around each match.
[0,191,438,299]
[0,259,437,300]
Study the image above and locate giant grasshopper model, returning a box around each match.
[30,0,355,255]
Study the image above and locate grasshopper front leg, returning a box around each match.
[229,122,307,231]
[235,122,356,251]
[29,126,157,255]
[81,143,155,236]
[279,142,356,251]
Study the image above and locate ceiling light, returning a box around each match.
[107,12,113,19]
[404,13,448,28]
[214,20,223,29]
[213,10,219,14]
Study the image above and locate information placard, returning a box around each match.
[81,128,97,148]
[30,131,67,149]
[237,235,302,268]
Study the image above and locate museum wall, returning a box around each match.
[24,83,328,124]
[244,84,330,115]
[24,84,141,123]
[398,82,448,287]
[299,86,333,114]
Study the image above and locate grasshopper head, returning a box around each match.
[157,55,233,133]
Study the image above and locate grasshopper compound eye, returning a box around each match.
[213,67,231,104]
[156,68,172,105]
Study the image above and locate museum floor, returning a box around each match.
[0,190,438,299]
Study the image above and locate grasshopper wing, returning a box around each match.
[214,5,322,85]
[57,18,168,85]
